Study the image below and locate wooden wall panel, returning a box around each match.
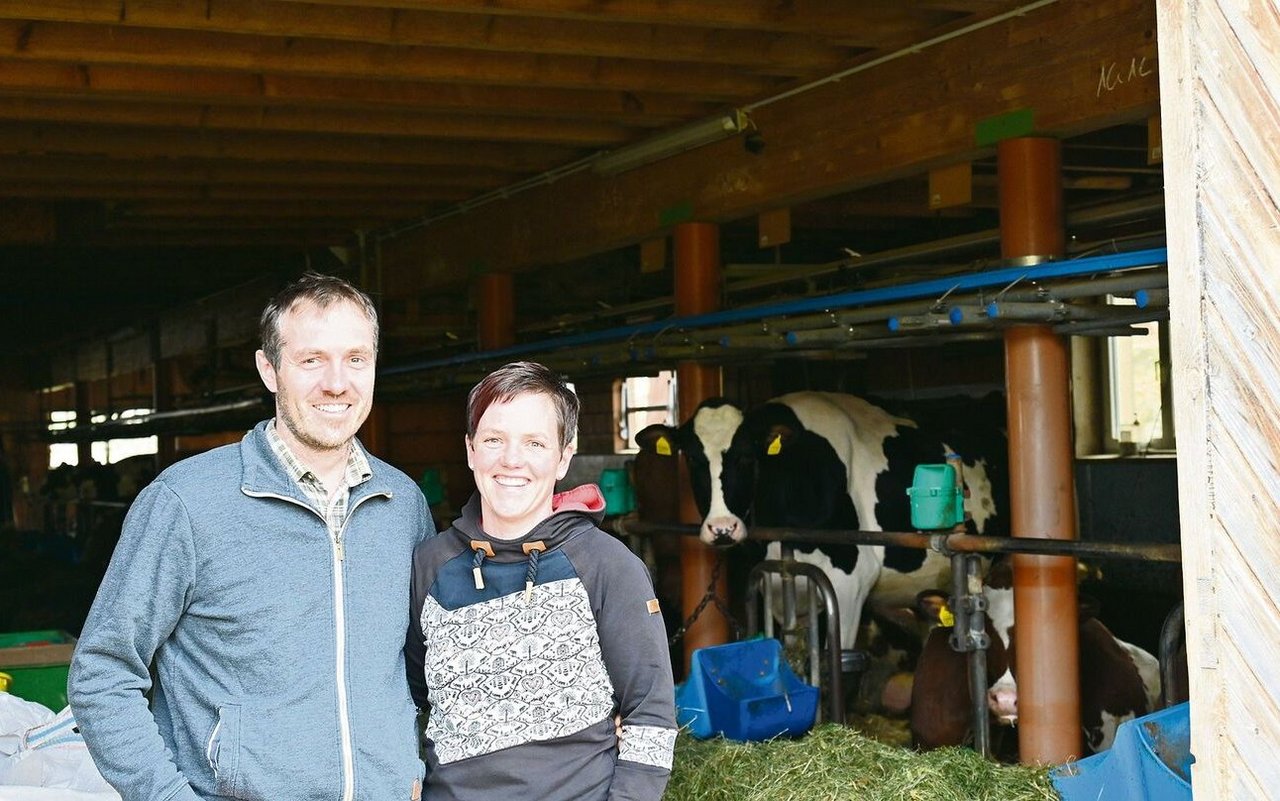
[1157,1,1280,798]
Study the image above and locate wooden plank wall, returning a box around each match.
[1157,1,1280,798]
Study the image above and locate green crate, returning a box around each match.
[0,629,77,712]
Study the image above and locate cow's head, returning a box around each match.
[979,560,1105,727]
[638,398,842,547]
[636,399,761,546]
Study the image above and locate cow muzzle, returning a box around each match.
[987,683,1019,725]
[700,516,745,546]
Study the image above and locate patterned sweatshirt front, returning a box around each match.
[406,484,676,801]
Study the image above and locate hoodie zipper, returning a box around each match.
[242,486,391,801]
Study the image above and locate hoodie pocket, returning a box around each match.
[205,703,242,796]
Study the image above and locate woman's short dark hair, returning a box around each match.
[259,272,379,368]
[467,362,580,450]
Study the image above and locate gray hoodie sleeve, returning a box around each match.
[68,481,202,801]
[584,536,677,801]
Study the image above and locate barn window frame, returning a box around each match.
[46,408,159,467]
[613,371,677,453]
[1078,296,1175,456]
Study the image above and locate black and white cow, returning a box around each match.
[639,391,1008,651]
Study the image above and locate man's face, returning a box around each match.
[255,299,377,463]
[467,392,573,539]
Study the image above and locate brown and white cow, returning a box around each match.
[639,391,1008,652]
[910,561,1162,755]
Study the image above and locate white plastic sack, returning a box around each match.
[0,694,119,800]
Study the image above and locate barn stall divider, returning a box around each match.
[611,517,1181,760]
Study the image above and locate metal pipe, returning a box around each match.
[1159,602,1185,708]
[612,519,1183,563]
[780,544,798,651]
[986,300,1119,322]
[807,577,822,709]
[993,270,1167,303]
[963,554,992,758]
[745,559,844,725]
[379,247,1168,377]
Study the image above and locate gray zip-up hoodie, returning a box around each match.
[68,421,432,801]
[406,484,676,801]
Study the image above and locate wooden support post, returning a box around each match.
[358,403,390,459]
[998,137,1083,764]
[476,272,515,351]
[674,222,729,665]
[74,381,92,467]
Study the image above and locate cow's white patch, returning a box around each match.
[1118,639,1162,711]
[775,392,913,535]
[693,404,746,543]
[873,552,952,608]
[984,585,1016,648]
[764,539,880,651]
[1091,710,1136,753]
[988,670,1019,723]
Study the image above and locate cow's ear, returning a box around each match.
[763,423,796,456]
[636,423,679,457]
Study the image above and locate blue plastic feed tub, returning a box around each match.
[676,638,818,742]
[1051,702,1192,801]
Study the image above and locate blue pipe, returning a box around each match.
[381,247,1167,377]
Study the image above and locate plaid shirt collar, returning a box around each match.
[265,419,372,491]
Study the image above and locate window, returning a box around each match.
[47,408,160,467]
[48,411,78,468]
[615,371,677,453]
[1101,296,1172,454]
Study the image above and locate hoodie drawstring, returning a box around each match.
[522,541,546,603]
[470,541,494,590]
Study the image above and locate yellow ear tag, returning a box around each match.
[655,436,672,456]
[767,434,783,456]
[938,605,956,628]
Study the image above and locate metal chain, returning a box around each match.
[668,553,742,646]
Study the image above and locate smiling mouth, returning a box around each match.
[494,476,530,487]
[315,403,350,414]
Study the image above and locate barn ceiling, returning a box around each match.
[0,0,1164,382]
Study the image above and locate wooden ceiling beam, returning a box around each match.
[0,60,711,123]
[267,0,965,41]
[0,183,467,203]
[0,122,580,167]
[0,155,516,189]
[79,228,354,246]
[103,217,404,230]
[0,0,854,73]
[0,20,774,98]
[0,96,637,146]
[379,0,1159,287]
[105,199,427,218]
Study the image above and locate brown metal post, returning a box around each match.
[74,380,92,467]
[998,137,1083,763]
[358,403,389,457]
[674,222,729,663]
[476,272,515,350]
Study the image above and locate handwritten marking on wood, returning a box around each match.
[1097,56,1155,97]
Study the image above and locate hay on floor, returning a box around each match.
[665,724,1059,801]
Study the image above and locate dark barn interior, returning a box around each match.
[0,0,1195,784]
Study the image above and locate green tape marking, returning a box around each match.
[975,108,1035,147]
[658,201,694,227]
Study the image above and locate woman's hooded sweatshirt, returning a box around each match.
[406,484,676,801]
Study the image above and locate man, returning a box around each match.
[68,273,433,801]
[406,362,676,801]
